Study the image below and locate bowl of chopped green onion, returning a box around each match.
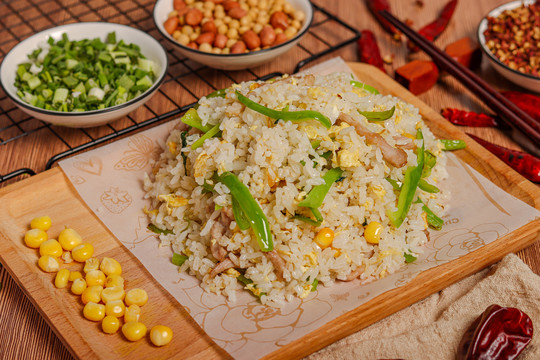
[0,22,168,127]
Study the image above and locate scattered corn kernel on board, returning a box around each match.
[0,63,539,360]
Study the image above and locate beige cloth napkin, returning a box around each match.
[309,253,540,360]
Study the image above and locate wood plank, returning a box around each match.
[0,63,538,360]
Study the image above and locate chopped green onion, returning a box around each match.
[351,80,380,94]
[237,273,253,285]
[310,139,321,149]
[191,123,221,150]
[236,90,331,129]
[172,253,188,266]
[311,278,319,291]
[217,172,273,252]
[358,105,395,121]
[441,139,466,150]
[404,253,417,263]
[147,223,173,235]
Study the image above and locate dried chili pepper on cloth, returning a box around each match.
[458,304,533,360]
[468,133,540,183]
[441,108,499,127]
[365,0,401,40]
[408,0,458,52]
[357,30,387,73]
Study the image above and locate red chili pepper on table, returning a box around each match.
[502,91,540,123]
[441,108,500,127]
[467,133,540,182]
[357,30,387,73]
[365,0,401,40]
[408,0,458,52]
[457,304,533,360]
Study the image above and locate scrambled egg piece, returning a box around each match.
[159,194,189,215]
[328,122,350,137]
[377,249,400,261]
[167,141,177,155]
[370,184,386,199]
[338,149,361,168]
[305,252,318,266]
[299,283,312,299]
[246,283,262,297]
[226,268,241,277]
[143,206,158,216]
[193,151,209,178]
[301,125,319,139]
[422,211,428,229]
[307,87,323,99]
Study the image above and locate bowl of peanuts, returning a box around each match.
[153,0,313,70]
[477,0,540,92]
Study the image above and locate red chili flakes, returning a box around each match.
[483,2,540,77]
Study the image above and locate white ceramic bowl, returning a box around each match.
[0,22,168,128]
[153,0,313,70]
[477,0,540,92]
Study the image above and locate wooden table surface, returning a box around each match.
[0,0,538,359]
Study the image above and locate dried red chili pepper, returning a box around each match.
[467,134,540,182]
[441,108,499,127]
[408,0,458,52]
[502,91,540,123]
[357,30,386,73]
[365,0,401,40]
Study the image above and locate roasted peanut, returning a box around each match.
[185,8,203,26]
[164,16,179,35]
[242,30,260,50]
[173,0,186,11]
[186,41,198,49]
[270,11,289,30]
[230,40,247,53]
[201,20,217,34]
[214,34,228,49]
[196,32,215,45]
[228,7,247,19]
[223,0,240,11]
[260,26,276,47]
[274,32,288,45]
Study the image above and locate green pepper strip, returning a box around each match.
[191,123,221,150]
[350,80,380,94]
[422,150,437,178]
[181,108,214,133]
[147,224,173,235]
[440,139,466,150]
[232,196,250,230]
[206,88,227,98]
[311,278,319,292]
[235,91,331,129]
[385,177,402,191]
[298,168,344,208]
[172,253,188,266]
[418,179,440,193]
[218,172,273,252]
[358,105,395,121]
[388,133,425,228]
[404,253,417,263]
[417,199,444,230]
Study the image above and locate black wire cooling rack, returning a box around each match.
[0,0,360,185]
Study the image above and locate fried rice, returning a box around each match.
[144,72,450,306]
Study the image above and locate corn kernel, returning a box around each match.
[86,270,106,287]
[54,269,70,289]
[124,304,141,323]
[150,325,173,346]
[39,239,63,257]
[105,274,125,289]
[30,216,52,231]
[100,257,122,276]
[364,221,383,244]
[58,228,83,251]
[37,255,59,272]
[313,228,334,249]
[105,299,126,317]
[72,243,94,262]
[101,286,125,303]
[24,229,48,248]
[102,315,120,334]
[81,285,103,304]
[69,271,83,282]
[83,257,100,273]
[71,278,87,295]
[122,322,147,342]
[125,288,148,307]
[83,302,106,321]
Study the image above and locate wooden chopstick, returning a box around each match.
[378,10,540,148]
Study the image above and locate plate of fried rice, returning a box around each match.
[144,72,450,306]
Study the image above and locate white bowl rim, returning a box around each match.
[477,0,540,82]
[152,0,314,59]
[0,22,169,118]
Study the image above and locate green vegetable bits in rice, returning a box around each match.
[144,72,450,306]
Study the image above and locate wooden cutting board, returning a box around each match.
[0,63,538,360]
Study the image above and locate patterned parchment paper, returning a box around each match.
[59,58,540,359]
